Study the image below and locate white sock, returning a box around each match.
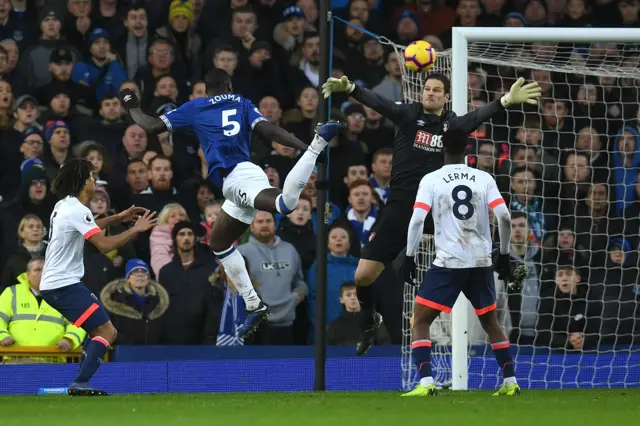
[276,142,322,214]
[214,246,261,310]
[420,377,434,387]
[504,376,517,386]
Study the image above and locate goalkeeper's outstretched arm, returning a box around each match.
[449,77,542,134]
[321,76,407,123]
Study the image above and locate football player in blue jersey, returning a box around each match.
[120,68,342,337]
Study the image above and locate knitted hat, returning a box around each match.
[20,158,45,177]
[169,0,193,23]
[504,12,528,26]
[125,258,150,279]
[92,186,111,210]
[45,120,69,142]
[171,220,196,242]
[282,5,304,21]
[21,127,43,143]
[88,28,110,45]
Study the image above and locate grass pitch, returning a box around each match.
[1,389,637,426]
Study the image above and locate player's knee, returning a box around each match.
[477,311,499,331]
[355,262,383,287]
[92,322,117,344]
[277,193,298,215]
[211,239,231,254]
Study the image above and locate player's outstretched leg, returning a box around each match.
[272,122,343,215]
[68,322,117,396]
[402,304,441,396]
[477,311,520,396]
[210,210,267,338]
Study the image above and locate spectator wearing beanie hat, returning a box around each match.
[19,128,45,161]
[99,258,170,345]
[41,120,73,182]
[156,1,202,80]
[158,221,221,345]
[0,165,56,271]
[72,28,127,104]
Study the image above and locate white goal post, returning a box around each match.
[446,27,640,391]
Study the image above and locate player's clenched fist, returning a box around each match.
[119,88,139,111]
[321,75,355,99]
[500,77,542,107]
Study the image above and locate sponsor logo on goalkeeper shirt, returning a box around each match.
[414,130,443,152]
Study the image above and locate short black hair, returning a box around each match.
[425,72,451,94]
[510,210,528,222]
[126,157,146,169]
[511,166,534,177]
[51,158,94,199]
[126,0,147,15]
[232,5,256,17]
[372,147,393,163]
[204,68,232,94]
[340,281,356,295]
[100,93,119,104]
[442,129,468,155]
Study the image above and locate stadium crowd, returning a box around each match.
[0,0,638,353]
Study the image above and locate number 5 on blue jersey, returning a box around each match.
[158,95,267,184]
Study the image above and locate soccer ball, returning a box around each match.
[403,40,437,72]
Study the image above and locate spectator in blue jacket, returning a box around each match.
[307,223,359,341]
[72,28,127,103]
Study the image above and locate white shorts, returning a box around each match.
[221,162,273,224]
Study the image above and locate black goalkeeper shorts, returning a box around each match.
[361,199,434,264]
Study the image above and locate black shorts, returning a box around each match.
[361,199,433,264]
[416,265,496,315]
[41,283,110,332]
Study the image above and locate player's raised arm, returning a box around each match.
[88,211,158,254]
[119,89,168,135]
[253,121,309,151]
[321,75,407,123]
[449,77,541,134]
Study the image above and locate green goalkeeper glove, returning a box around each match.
[500,77,542,108]
[321,76,355,99]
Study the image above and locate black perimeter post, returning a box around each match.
[314,0,331,392]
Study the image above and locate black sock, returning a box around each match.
[357,285,375,316]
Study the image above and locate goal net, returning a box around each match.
[393,34,640,390]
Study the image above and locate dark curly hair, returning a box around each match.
[51,158,94,199]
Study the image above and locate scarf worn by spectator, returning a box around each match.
[510,197,544,245]
[347,204,378,248]
[612,126,640,216]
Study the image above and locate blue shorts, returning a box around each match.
[416,265,496,315]
[41,283,110,332]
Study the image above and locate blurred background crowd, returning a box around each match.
[0,0,638,354]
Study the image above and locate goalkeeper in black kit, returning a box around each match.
[321,73,541,355]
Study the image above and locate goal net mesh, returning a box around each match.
[393,40,640,391]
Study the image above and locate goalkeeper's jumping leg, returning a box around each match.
[401,303,440,397]
[477,311,520,396]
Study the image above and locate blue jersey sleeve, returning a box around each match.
[243,99,267,129]
[159,100,197,131]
